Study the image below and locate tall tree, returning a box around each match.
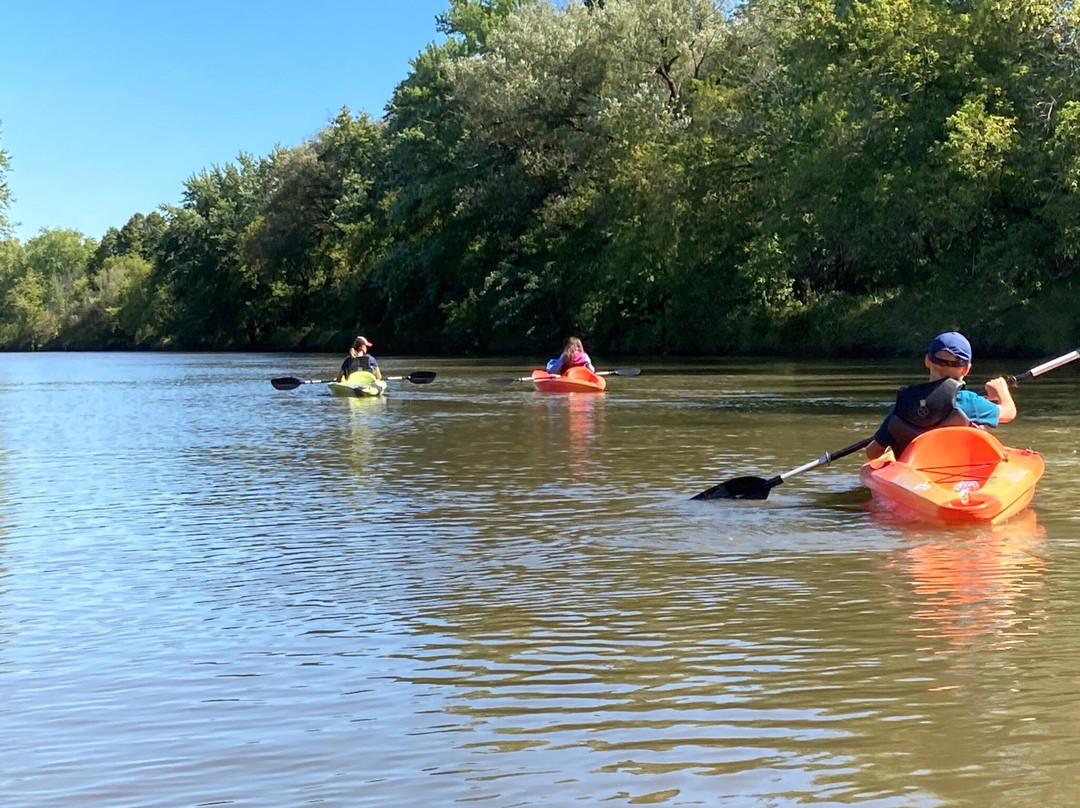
[157,156,271,347]
[376,0,527,350]
[0,122,11,238]
[243,109,391,348]
[0,229,95,348]
[435,0,735,349]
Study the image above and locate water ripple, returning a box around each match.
[0,354,1077,806]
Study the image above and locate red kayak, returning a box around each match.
[531,367,607,393]
[860,426,1043,525]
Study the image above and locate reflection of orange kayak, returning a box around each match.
[888,508,1046,650]
[531,367,607,393]
[860,426,1044,525]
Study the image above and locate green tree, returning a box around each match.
[89,212,168,274]
[157,156,271,347]
[4,229,97,348]
[431,0,735,349]
[2,271,56,348]
[376,0,527,350]
[242,109,391,348]
[0,122,11,238]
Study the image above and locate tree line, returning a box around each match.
[1,0,1079,356]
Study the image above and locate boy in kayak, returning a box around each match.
[336,335,382,382]
[865,331,1016,460]
[546,336,596,374]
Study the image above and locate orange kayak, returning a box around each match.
[860,426,1043,525]
[532,367,607,393]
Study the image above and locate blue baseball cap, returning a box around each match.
[927,331,972,364]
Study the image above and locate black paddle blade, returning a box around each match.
[271,377,304,390]
[691,475,774,501]
[615,367,641,377]
[406,371,437,384]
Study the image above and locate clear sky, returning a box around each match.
[1,1,450,241]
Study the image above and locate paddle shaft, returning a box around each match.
[488,367,640,385]
[774,436,875,485]
[1008,348,1079,385]
[271,370,435,390]
[536,367,639,379]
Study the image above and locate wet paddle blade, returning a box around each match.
[406,371,437,384]
[270,377,304,390]
[691,475,773,501]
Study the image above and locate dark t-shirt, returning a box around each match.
[340,355,378,377]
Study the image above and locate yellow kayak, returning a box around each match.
[327,371,388,398]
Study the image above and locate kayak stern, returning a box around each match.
[860,427,1043,525]
[328,370,388,398]
[532,366,607,393]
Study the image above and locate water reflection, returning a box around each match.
[881,511,1047,655]
[533,394,606,482]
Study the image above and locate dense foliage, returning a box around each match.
[3,0,1080,356]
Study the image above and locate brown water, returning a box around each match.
[1,352,1077,807]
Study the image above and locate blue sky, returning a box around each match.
[1,1,451,241]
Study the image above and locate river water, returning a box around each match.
[1,351,1077,807]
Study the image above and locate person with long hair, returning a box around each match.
[546,336,596,374]
[336,335,382,382]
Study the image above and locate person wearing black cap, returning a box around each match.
[865,331,1017,460]
[336,335,381,382]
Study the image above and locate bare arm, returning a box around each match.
[984,377,1017,423]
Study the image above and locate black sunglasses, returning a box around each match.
[927,353,967,368]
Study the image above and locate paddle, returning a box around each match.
[487,367,641,385]
[1006,348,1079,385]
[270,377,334,390]
[270,371,436,390]
[385,371,437,384]
[690,347,1080,501]
[691,437,874,501]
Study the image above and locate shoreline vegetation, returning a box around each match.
[1,0,1079,359]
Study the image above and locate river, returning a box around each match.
[1,351,1077,807]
